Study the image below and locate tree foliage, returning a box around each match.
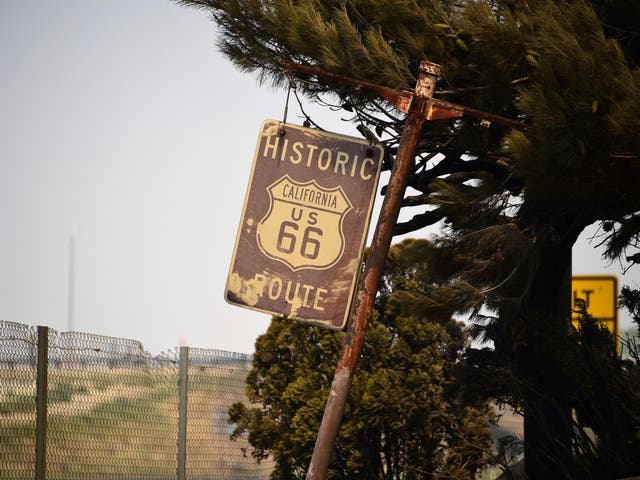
[565,300,640,477]
[177,0,640,256]
[621,285,640,330]
[228,240,494,480]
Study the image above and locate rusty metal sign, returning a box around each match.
[225,120,383,329]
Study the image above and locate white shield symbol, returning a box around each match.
[257,175,353,271]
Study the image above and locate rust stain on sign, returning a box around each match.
[225,120,383,329]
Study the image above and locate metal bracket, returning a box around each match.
[282,61,530,131]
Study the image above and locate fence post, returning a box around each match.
[177,346,189,480]
[35,326,49,480]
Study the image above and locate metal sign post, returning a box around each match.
[305,61,442,480]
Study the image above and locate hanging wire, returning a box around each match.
[282,84,292,125]
[279,78,295,135]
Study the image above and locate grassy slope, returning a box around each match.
[0,366,272,479]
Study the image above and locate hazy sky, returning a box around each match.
[1,1,637,354]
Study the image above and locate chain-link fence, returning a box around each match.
[0,321,273,480]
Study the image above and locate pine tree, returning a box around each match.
[177,0,640,477]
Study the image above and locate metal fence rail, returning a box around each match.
[0,321,272,480]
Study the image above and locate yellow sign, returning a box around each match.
[571,275,618,337]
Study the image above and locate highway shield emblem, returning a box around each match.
[257,175,353,271]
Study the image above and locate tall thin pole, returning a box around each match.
[35,326,49,480]
[177,346,189,480]
[305,61,441,480]
[67,236,75,332]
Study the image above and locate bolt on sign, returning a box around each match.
[571,275,618,338]
[225,120,384,329]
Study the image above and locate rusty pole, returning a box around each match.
[305,61,441,480]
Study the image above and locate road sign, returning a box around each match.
[226,120,383,329]
[571,275,618,337]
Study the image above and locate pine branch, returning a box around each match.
[411,154,513,192]
[437,76,533,95]
[394,209,446,236]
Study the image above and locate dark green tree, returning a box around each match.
[560,293,640,477]
[177,0,640,477]
[228,239,494,480]
[620,285,640,330]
